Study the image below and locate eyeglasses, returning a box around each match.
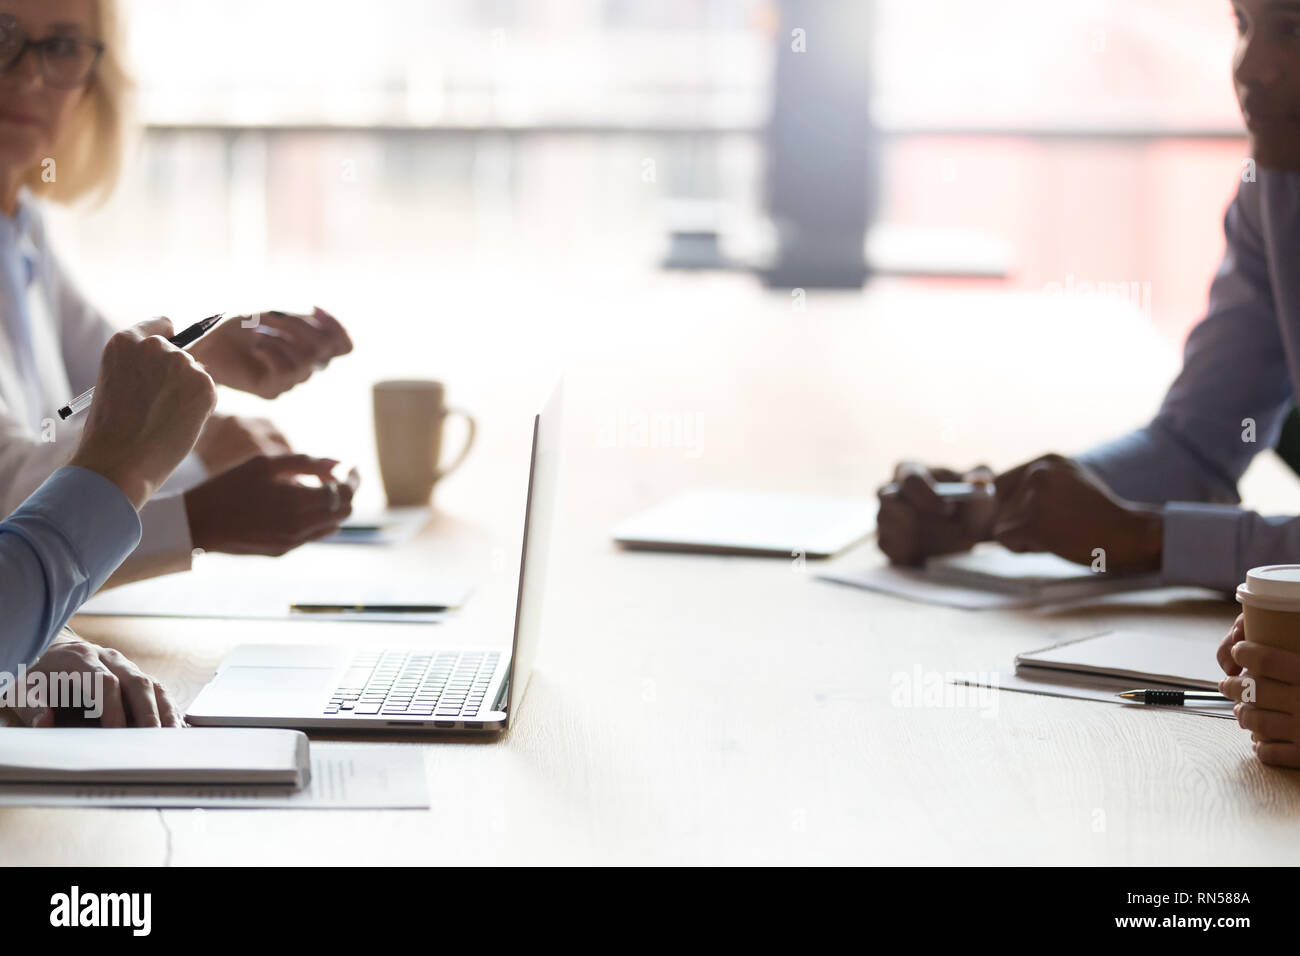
[0,14,104,90]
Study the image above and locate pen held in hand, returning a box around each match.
[57,314,223,421]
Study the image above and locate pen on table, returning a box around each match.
[56,313,224,421]
[289,604,450,615]
[1116,689,1233,706]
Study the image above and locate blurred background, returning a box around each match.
[41,0,1272,520]
[55,0,1246,328]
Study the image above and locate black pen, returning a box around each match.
[289,604,450,615]
[1117,689,1233,706]
[57,314,224,420]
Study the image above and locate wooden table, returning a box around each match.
[3,276,1298,865]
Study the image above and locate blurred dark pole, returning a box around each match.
[762,0,878,288]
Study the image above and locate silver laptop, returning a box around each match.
[186,385,560,735]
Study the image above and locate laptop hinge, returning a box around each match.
[492,676,510,714]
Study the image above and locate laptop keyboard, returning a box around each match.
[324,649,501,718]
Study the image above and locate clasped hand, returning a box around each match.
[1218,615,1300,769]
[877,453,1163,573]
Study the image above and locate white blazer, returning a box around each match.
[0,191,206,586]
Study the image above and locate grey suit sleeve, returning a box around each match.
[1076,182,1297,591]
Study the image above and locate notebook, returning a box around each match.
[1014,629,1224,690]
[925,543,1162,601]
[613,489,875,558]
[0,728,310,786]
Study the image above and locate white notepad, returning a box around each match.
[613,489,875,558]
[1015,629,1224,690]
[0,728,310,787]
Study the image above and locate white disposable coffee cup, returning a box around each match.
[1235,565,1300,653]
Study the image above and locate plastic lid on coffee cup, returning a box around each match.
[1236,565,1300,611]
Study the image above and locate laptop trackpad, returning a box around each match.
[209,666,332,717]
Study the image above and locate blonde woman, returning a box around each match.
[0,0,356,589]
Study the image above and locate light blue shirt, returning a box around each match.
[0,465,140,678]
[1077,170,1300,592]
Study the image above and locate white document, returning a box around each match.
[0,727,308,785]
[80,555,471,622]
[816,544,1165,610]
[925,544,1163,599]
[0,744,429,809]
[614,489,875,558]
[817,564,1033,609]
[952,669,1235,719]
[1015,629,1225,689]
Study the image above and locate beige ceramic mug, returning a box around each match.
[373,380,477,506]
[1236,565,1300,653]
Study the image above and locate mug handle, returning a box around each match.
[433,407,477,482]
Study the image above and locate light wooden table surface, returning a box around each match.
[3,276,1298,865]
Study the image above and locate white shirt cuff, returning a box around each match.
[1161,502,1242,593]
[158,451,209,495]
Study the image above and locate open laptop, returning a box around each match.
[186,385,560,735]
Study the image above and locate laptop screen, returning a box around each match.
[503,382,562,724]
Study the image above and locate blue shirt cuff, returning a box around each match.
[1161,501,1243,593]
[19,465,142,591]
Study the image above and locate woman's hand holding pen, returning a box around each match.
[188,306,353,400]
[68,318,218,511]
[1218,613,1300,769]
